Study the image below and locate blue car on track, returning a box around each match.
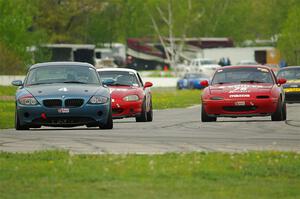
[177,73,210,89]
[11,62,113,130]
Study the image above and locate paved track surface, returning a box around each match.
[1,104,300,154]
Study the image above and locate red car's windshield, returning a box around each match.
[98,71,140,87]
[212,67,274,85]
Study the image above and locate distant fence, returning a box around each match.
[0,76,178,87]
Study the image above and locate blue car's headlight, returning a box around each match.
[18,94,39,105]
[89,96,108,104]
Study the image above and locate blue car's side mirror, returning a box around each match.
[102,79,115,86]
[11,80,23,86]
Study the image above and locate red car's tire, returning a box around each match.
[201,105,217,122]
[146,99,153,122]
[136,100,147,122]
[271,98,284,121]
[282,102,287,121]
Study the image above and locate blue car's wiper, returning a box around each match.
[63,81,87,84]
[28,82,55,86]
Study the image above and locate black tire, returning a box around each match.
[201,105,216,122]
[146,99,153,122]
[271,98,284,121]
[282,102,287,121]
[99,104,113,129]
[136,100,147,122]
[15,109,29,130]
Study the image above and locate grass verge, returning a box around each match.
[152,88,201,109]
[0,151,299,199]
[0,86,17,96]
[0,100,15,129]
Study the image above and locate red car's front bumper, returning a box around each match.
[203,98,278,117]
[111,99,142,119]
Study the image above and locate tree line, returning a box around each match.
[1,0,300,74]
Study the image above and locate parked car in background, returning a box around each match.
[97,68,153,122]
[177,72,210,89]
[11,62,113,130]
[200,65,287,122]
[277,66,300,103]
[189,58,221,76]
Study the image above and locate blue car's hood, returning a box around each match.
[25,84,102,98]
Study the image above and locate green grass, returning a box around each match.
[0,151,299,199]
[152,88,201,109]
[0,86,17,96]
[0,100,15,129]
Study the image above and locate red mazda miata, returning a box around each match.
[97,68,153,122]
[200,65,287,122]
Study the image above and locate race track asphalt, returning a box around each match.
[0,104,300,154]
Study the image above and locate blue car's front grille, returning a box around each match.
[43,99,62,108]
[65,99,84,107]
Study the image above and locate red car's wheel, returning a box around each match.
[146,99,153,122]
[201,105,216,122]
[136,100,147,122]
[271,98,284,121]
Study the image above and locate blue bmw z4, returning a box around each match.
[12,62,113,130]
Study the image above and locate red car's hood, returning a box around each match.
[209,83,273,97]
[108,86,143,98]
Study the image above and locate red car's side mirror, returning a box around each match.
[277,78,287,85]
[144,82,153,88]
[200,80,209,87]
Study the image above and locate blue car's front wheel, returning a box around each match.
[99,103,113,129]
[15,108,29,130]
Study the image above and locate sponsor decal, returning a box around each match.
[58,87,68,92]
[229,94,250,98]
[257,68,269,73]
[227,84,263,93]
[109,88,130,94]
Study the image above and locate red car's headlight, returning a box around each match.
[123,95,139,101]
[18,94,39,105]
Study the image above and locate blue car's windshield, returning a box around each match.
[25,66,100,86]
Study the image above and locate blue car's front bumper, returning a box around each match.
[17,103,110,127]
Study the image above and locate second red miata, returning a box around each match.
[97,68,153,122]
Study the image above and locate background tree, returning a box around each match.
[0,0,42,74]
[278,3,300,65]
